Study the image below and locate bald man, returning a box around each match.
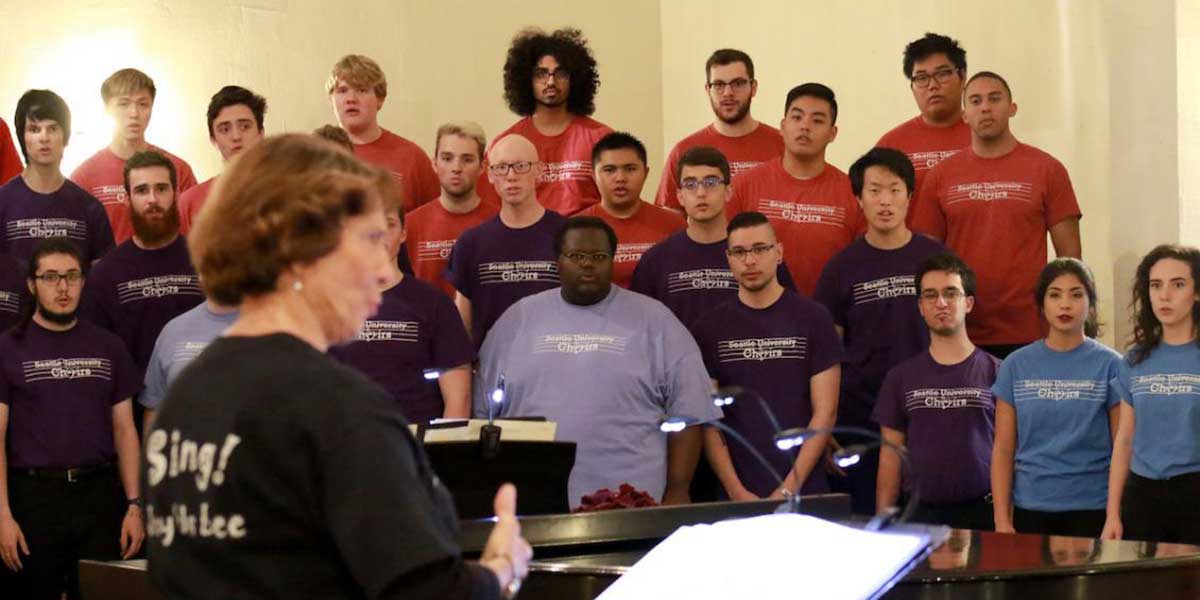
[446,134,568,346]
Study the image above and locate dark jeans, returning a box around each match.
[1014,506,1106,538]
[1122,470,1200,544]
[914,495,995,531]
[2,468,125,600]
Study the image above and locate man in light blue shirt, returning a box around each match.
[141,299,237,431]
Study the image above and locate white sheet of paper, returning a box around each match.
[597,514,929,600]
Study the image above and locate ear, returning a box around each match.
[774,241,785,265]
[1008,102,1018,118]
[749,79,759,98]
[829,124,839,143]
[26,278,35,295]
[964,295,975,315]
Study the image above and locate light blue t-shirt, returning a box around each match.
[140,302,238,409]
[1110,341,1200,480]
[474,286,720,507]
[993,338,1121,511]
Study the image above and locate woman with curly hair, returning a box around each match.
[480,27,613,216]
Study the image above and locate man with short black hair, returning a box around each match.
[578,132,683,288]
[729,83,864,295]
[475,216,717,507]
[178,86,267,233]
[656,49,783,212]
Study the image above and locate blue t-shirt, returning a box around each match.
[1110,341,1200,480]
[993,339,1121,511]
[141,303,238,409]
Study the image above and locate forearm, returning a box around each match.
[876,449,902,512]
[454,294,473,340]
[114,408,141,500]
[990,445,1015,526]
[663,427,702,504]
[0,443,11,519]
[781,407,836,494]
[142,408,157,439]
[438,366,472,419]
[1107,432,1133,518]
[703,427,746,495]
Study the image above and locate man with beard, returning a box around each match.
[82,151,203,429]
[0,238,143,598]
[178,86,267,233]
[474,217,716,508]
[480,28,613,215]
[656,49,783,213]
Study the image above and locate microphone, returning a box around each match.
[480,374,505,459]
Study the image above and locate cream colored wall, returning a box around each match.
[0,0,664,183]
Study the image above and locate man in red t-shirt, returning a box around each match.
[656,49,783,212]
[0,118,22,185]
[876,33,972,224]
[326,54,439,213]
[911,72,1082,358]
[480,28,613,215]
[729,83,864,296]
[578,132,684,288]
[406,122,499,298]
[178,86,267,234]
[72,69,197,245]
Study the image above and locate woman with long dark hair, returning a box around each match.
[1102,244,1200,544]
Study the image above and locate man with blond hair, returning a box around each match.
[406,122,498,297]
[326,54,439,213]
[72,68,197,245]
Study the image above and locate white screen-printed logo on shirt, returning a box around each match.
[416,239,457,262]
[92,184,127,207]
[116,274,203,304]
[729,161,765,177]
[614,243,654,264]
[717,337,807,363]
[6,218,87,242]
[756,199,847,227]
[145,429,247,547]
[904,387,994,411]
[667,268,736,293]
[539,161,592,184]
[1131,373,1200,397]
[945,181,1034,206]
[0,291,19,314]
[478,261,559,285]
[534,333,629,355]
[852,275,917,305]
[354,320,420,343]
[1012,379,1107,402]
[908,149,962,172]
[22,357,113,382]
[170,341,209,365]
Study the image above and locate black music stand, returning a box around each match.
[424,440,576,519]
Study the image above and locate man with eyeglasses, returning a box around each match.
[81,151,203,431]
[729,83,864,296]
[691,211,843,501]
[475,216,717,508]
[912,72,1081,359]
[813,148,947,514]
[872,252,999,530]
[655,49,783,213]
[479,28,613,215]
[876,33,972,220]
[578,132,683,288]
[0,237,143,598]
[632,146,794,331]
[446,134,566,347]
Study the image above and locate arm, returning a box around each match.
[112,399,144,558]
[1102,401,1135,540]
[142,408,157,439]
[703,426,758,501]
[437,364,471,419]
[1049,217,1082,259]
[991,399,1018,533]
[454,293,473,341]
[663,426,702,505]
[876,427,907,513]
[0,404,29,571]
[773,365,840,497]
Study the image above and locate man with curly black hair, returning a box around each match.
[480,27,612,216]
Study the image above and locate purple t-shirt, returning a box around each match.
[630,230,796,330]
[445,211,567,346]
[0,320,140,468]
[872,348,1000,504]
[0,175,114,268]
[330,276,474,422]
[691,290,844,497]
[0,252,25,332]
[813,234,946,426]
[81,235,204,375]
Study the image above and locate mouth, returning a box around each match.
[344,108,360,116]
[796,136,812,145]
[1056,314,1074,324]
[978,118,995,128]
[611,186,629,196]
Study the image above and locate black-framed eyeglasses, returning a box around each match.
[534,68,570,82]
[488,161,535,176]
[726,244,776,262]
[561,251,612,265]
[707,78,752,93]
[911,68,959,89]
[34,271,84,286]
[679,176,726,192]
[919,288,965,303]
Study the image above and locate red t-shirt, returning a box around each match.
[0,118,21,185]
[655,123,784,210]
[729,159,864,296]
[405,198,500,298]
[911,143,1082,345]
[479,116,613,215]
[353,129,440,214]
[177,176,216,235]
[876,116,971,226]
[577,201,685,288]
[70,145,198,244]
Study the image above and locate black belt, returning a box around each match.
[13,463,113,482]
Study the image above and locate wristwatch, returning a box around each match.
[127,497,145,508]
